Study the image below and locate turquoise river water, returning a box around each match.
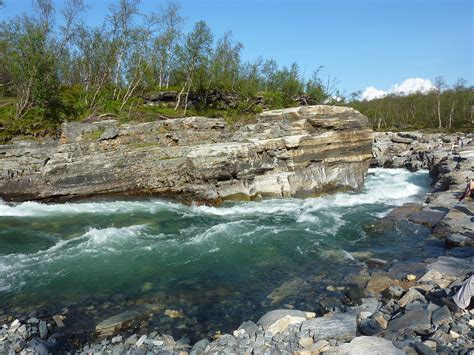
[0,168,440,339]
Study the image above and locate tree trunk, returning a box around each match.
[184,77,193,116]
[175,84,186,111]
[437,93,442,129]
[448,101,455,129]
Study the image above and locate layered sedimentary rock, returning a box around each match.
[0,105,373,203]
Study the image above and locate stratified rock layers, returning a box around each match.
[0,105,373,203]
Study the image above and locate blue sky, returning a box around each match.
[1,0,472,96]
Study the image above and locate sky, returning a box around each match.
[1,0,473,99]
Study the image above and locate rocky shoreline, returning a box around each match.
[1,132,473,354]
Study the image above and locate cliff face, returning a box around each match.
[0,105,373,203]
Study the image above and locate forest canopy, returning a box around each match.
[0,0,472,141]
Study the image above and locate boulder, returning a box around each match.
[398,288,426,307]
[326,336,404,354]
[387,306,432,334]
[95,308,149,337]
[300,312,357,342]
[235,320,259,338]
[445,234,468,248]
[427,256,474,278]
[366,275,400,293]
[257,309,311,334]
[190,339,209,354]
[431,306,452,327]
[408,209,448,228]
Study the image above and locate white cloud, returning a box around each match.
[361,86,386,101]
[389,78,435,95]
[361,77,436,101]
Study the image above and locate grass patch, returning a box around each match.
[82,128,105,141]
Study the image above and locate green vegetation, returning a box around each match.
[0,0,471,142]
[0,0,337,142]
[349,79,473,132]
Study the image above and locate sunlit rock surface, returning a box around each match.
[0,105,373,202]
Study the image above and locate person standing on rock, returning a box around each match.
[458,177,474,202]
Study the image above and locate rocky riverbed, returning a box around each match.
[1,131,473,354]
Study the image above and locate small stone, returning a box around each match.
[124,334,137,345]
[449,330,460,339]
[398,288,426,307]
[367,258,388,268]
[422,340,437,349]
[17,324,27,334]
[310,339,330,352]
[298,337,313,347]
[111,335,122,344]
[445,234,468,248]
[145,338,164,346]
[136,334,147,347]
[374,314,388,329]
[359,318,383,336]
[52,315,65,328]
[382,285,405,299]
[430,329,450,345]
[14,340,26,352]
[406,274,417,281]
[304,312,316,319]
[468,319,474,328]
[27,318,39,325]
[358,311,372,321]
[39,321,47,339]
[236,320,259,338]
[162,334,175,347]
[356,298,380,315]
[164,309,184,319]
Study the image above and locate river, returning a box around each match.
[0,168,438,340]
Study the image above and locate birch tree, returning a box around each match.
[435,76,445,129]
[175,21,212,114]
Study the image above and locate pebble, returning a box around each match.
[111,335,123,344]
[136,334,147,347]
[449,330,460,339]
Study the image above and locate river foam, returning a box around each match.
[0,168,430,301]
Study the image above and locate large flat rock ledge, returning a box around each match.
[0,105,373,203]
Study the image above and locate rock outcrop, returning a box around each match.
[0,105,373,203]
[372,131,472,173]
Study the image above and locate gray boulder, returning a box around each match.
[300,312,357,342]
[326,336,404,354]
[387,306,432,334]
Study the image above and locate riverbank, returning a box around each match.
[1,132,473,354]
